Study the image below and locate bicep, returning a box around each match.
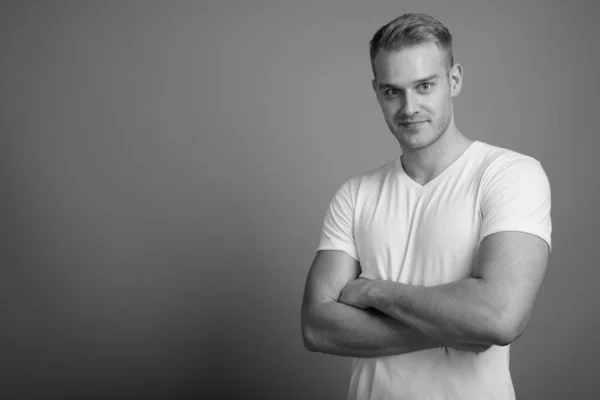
[302,250,361,310]
[475,231,550,330]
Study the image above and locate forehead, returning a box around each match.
[373,42,446,85]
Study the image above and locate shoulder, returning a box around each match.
[334,158,399,196]
[356,157,400,189]
[475,142,551,214]
[472,141,548,184]
[475,142,552,249]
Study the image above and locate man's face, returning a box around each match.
[372,42,461,150]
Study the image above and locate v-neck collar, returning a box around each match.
[397,141,480,193]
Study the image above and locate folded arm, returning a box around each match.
[301,250,485,357]
[340,231,550,346]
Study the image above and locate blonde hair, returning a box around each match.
[369,13,454,76]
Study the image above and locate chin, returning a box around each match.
[396,131,441,150]
[390,112,452,151]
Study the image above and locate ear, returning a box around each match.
[449,63,463,98]
[372,79,379,99]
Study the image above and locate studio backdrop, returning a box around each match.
[1,1,598,399]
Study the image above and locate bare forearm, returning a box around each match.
[302,300,439,358]
[364,278,510,345]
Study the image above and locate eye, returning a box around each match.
[384,88,400,97]
[418,82,434,92]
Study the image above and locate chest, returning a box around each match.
[354,180,482,283]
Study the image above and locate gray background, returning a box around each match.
[1,0,598,399]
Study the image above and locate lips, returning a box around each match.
[398,121,427,126]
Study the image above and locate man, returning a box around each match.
[300,13,551,400]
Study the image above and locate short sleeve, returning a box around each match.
[316,180,359,260]
[479,156,552,250]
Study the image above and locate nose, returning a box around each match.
[400,91,419,117]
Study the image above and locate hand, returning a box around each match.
[339,278,371,309]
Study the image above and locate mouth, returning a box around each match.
[398,121,427,128]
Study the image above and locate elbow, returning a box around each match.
[302,325,319,352]
[487,312,531,347]
[302,331,321,353]
[488,329,517,347]
[301,311,322,352]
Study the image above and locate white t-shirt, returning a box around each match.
[317,141,552,400]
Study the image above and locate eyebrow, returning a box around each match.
[378,73,439,90]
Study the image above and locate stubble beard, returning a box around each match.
[391,105,453,151]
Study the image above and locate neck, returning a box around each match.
[399,121,473,185]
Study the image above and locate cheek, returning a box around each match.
[427,95,449,115]
[380,102,398,117]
